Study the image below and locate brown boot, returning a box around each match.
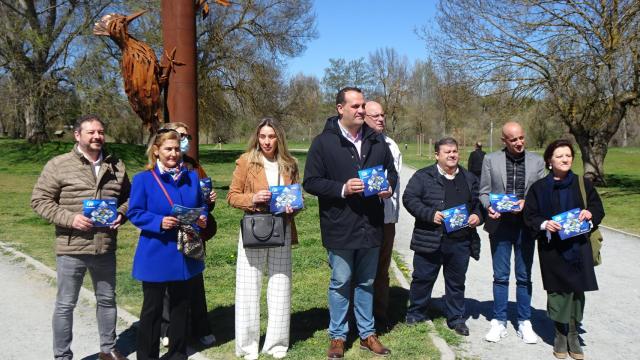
[327,338,345,359]
[359,334,391,356]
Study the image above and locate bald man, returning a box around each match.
[364,101,402,329]
[479,122,545,344]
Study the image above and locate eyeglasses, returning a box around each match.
[366,113,385,119]
[157,128,192,140]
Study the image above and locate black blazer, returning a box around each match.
[523,174,604,292]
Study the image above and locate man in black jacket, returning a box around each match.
[467,141,485,178]
[303,87,398,359]
[402,137,483,336]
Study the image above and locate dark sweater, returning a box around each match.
[443,174,472,240]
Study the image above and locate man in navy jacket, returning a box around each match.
[303,87,397,359]
[403,137,483,336]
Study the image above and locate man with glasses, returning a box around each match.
[31,115,130,360]
[479,122,545,344]
[364,101,402,330]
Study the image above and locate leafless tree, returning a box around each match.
[368,48,410,135]
[427,0,640,184]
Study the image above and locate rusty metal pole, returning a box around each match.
[161,0,199,162]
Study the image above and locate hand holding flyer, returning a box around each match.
[552,208,591,240]
[83,199,118,227]
[357,165,389,197]
[442,204,469,233]
[269,184,304,214]
[489,193,520,213]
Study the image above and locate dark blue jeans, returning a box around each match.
[490,226,535,322]
[407,237,470,327]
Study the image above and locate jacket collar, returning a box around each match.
[323,116,379,141]
[72,143,111,164]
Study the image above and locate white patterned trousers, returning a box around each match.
[235,229,292,359]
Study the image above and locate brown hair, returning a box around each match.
[543,139,575,169]
[245,118,299,182]
[160,122,189,131]
[145,129,181,170]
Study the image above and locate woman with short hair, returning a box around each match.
[524,139,605,360]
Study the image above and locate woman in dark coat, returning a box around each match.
[523,139,604,360]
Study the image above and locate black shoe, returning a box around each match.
[451,322,470,336]
[406,316,428,326]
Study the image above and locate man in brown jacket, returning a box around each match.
[31,115,130,360]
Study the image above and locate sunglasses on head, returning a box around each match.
[157,128,192,140]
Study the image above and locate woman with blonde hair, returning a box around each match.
[127,129,207,359]
[227,117,299,360]
[157,122,217,348]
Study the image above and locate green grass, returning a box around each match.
[0,139,443,359]
[402,143,640,235]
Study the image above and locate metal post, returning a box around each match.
[161,0,199,161]
[489,118,494,152]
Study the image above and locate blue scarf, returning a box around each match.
[541,171,582,266]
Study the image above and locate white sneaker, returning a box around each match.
[485,319,508,342]
[517,320,538,344]
[199,334,216,346]
[161,336,169,347]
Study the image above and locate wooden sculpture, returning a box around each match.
[93,10,178,136]
[92,1,230,137]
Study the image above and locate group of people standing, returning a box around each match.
[30,86,604,360]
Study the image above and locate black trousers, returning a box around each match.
[137,280,191,360]
[160,272,212,339]
[407,237,471,327]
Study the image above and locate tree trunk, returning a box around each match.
[573,133,608,186]
[25,93,48,144]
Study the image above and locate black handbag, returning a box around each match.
[241,213,286,248]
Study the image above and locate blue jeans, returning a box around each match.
[327,247,380,340]
[407,238,470,327]
[53,254,117,360]
[490,226,535,322]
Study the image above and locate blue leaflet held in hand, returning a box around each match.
[552,208,591,240]
[489,193,521,212]
[171,204,205,224]
[357,165,389,197]
[269,184,304,214]
[83,199,118,227]
[442,204,469,233]
[200,177,212,201]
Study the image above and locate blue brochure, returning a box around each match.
[489,193,521,212]
[83,199,118,227]
[552,208,591,240]
[442,204,469,233]
[199,177,213,202]
[269,184,304,214]
[171,204,206,224]
[357,165,389,197]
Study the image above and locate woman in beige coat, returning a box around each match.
[227,118,299,360]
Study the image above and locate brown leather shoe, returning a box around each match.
[327,338,345,359]
[98,349,128,360]
[360,334,391,356]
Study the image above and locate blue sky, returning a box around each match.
[285,0,438,79]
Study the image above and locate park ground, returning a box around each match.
[0,139,638,359]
